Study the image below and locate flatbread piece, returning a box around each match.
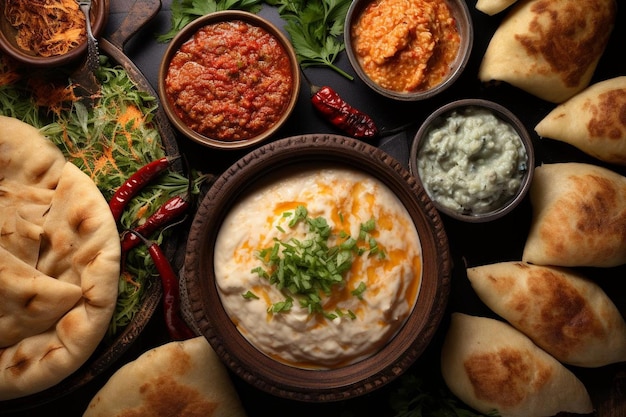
[83,337,248,417]
[535,76,626,165]
[523,162,626,267]
[467,261,626,367]
[475,0,518,16]
[478,0,616,103]
[441,313,593,417]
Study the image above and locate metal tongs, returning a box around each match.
[72,0,101,106]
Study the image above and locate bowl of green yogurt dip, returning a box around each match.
[410,99,535,223]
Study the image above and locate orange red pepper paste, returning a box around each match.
[351,0,461,93]
[164,20,293,142]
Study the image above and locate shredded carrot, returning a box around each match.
[118,104,145,161]
[28,77,76,115]
[4,0,86,57]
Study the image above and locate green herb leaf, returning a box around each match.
[269,0,354,79]
[351,281,367,299]
[157,0,264,42]
[242,290,260,299]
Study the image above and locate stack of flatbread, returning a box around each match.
[478,0,617,103]
[83,337,248,417]
[0,116,120,400]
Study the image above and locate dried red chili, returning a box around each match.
[311,85,378,139]
[109,155,178,222]
[121,195,190,253]
[131,230,195,341]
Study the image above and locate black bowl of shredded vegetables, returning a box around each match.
[183,134,452,402]
[0,0,109,68]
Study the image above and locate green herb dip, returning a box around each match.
[417,106,528,214]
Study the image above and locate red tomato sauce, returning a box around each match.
[164,20,293,142]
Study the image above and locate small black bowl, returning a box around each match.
[409,99,535,222]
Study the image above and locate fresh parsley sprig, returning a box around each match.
[266,0,354,80]
[249,205,383,318]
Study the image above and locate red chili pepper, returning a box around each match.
[121,195,190,253]
[131,230,195,341]
[310,85,378,139]
[109,155,178,222]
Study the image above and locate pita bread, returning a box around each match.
[441,313,593,417]
[83,337,248,417]
[0,117,120,400]
[467,261,626,367]
[535,76,626,165]
[0,115,66,188]
[476,0,518,16]
[478,0,616,103]
[523,162,626,267]
[0,245,83,347]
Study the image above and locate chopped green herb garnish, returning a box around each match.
[242,291,260,300]
[250,205,385,318]
[351,281,367,299]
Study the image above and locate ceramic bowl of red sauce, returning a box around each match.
[344,0,473,101]
[158,11,301,150]
[0,0,109,68]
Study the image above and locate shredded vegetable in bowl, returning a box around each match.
[4,0,86,56]
[0,52,205,339]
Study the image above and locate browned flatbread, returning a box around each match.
[478,0,616,103]
[523,162,626,267]
[441,313,593,417]
[535,76,626,165]
[476,0,518,15]
[0,116,120,400]
[83,337,248,417]
[467,261,626,367]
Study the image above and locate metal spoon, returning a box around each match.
[72,0,100,106]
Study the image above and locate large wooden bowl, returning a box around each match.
[183,134,451,401]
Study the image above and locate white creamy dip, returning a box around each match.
[417,107,528,214]
[214,166,422,369]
